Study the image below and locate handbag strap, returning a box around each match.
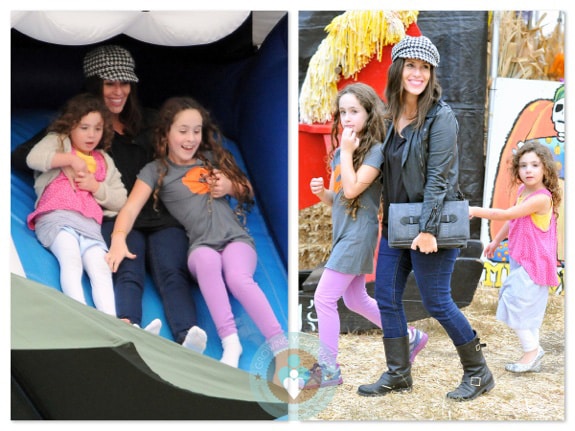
[399,213,458,225]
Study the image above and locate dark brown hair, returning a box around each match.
[511,140,562,217]
[48,93,114,151]
[152,96,254,222]
[329,83,387,219]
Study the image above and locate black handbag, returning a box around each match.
[387,200,469,249]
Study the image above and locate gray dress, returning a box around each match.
[325,144,384,275]
[138,153,254,255]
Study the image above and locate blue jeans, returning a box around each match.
[102,221,199,344]
[375,236,474,346]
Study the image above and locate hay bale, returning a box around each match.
[299,203,333,270]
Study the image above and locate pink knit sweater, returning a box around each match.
[27,150,106,229]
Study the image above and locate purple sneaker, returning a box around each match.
[302,363,343,390]
[408,327,428,363]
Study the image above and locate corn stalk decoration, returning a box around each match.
[299,10,419,125]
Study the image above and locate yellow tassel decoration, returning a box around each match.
[299,10,418,125]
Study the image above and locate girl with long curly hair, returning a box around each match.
[470,140,562,373]
[106,96,284,368]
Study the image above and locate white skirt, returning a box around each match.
[496,258,549,330]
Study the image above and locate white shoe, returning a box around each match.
[505,346,545,373]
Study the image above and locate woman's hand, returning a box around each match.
[411,232,438,254]
[105,236,137,273]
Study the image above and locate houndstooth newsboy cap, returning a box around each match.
[391,35,440,67]
[83,45,139,82]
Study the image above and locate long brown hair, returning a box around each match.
[384,58,442,130]
[329,83,387,219]
[48,93,114,151]
[511,140,562,218]
[152,96,254,222]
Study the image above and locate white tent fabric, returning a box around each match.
[122,11,251,46]
[10,10,279,46]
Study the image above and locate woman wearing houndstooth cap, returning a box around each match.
[81,45,208,353]
[357,34,495,401]
[391,35,440,67]
[83,45,139,83]
[83,45,141,128]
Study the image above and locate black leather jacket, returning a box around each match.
[383,100,464,237]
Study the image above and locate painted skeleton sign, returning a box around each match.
[482,78,564,292]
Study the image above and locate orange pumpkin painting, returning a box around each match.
[490,97,564,262]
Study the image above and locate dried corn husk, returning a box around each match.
[497,11,564,80]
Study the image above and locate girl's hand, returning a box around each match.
[69,156,88,175]
[74,171,100,193]
[483,241,499,259]
[209,169,233,198]
[340,127,359,153]
[310,177,325,196]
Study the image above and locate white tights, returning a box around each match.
[49,230,116,316]
[514,328,540,352]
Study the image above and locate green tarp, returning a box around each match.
[11,274,287,420]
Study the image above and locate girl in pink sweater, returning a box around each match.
[469,140,561,373]
[27,93,127,315]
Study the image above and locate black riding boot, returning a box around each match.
[446,332,495,401]
[357,335,412,397]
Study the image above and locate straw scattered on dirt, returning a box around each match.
[307,282,565,421]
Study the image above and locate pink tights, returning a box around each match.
[314,267,381,365]
[187,242,283,342]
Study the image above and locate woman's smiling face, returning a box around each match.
[402,58,431,97]
[102,80,131,115]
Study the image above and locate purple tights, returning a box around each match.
[314,267,381,365]
[187,242,283,342]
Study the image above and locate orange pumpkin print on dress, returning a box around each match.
[182,166,211,195]
[332,164,342,194]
